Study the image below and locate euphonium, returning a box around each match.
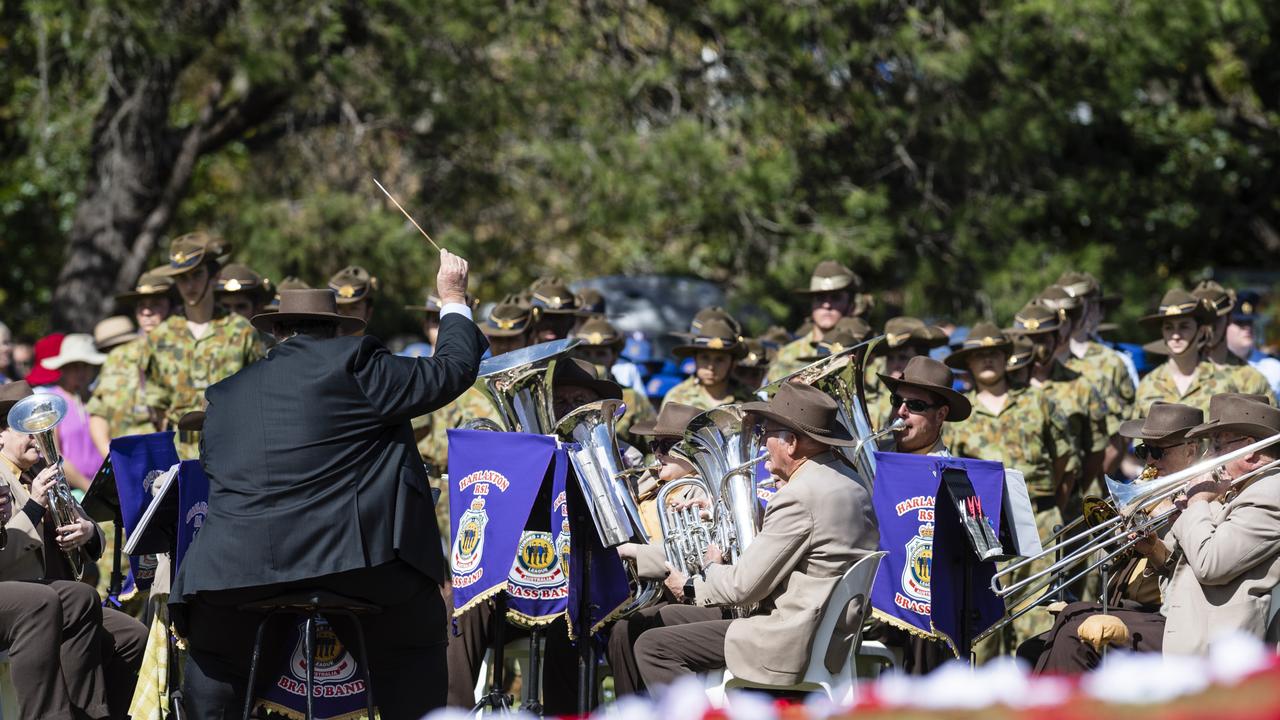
[763,335,884,488]
[656,476,717,575]
[554,398,662,614]
[7,393,88,580]
[477,338,579,433]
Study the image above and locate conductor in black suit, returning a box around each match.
[172,250,487,720]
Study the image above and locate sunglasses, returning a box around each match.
[891,394,941,414]
[650,438,679,454]
[1134,444,1164,461]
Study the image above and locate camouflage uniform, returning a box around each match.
[414,382,501,543]
[1064,342,1135,436]
[661,376,752,411]
[1132,359,1241,419]
[947,385,1074,655]
[143,312,263,459]
[86,339,153,439]
[766,329,821,384]
[1224,354,1279,405]
[1034,362,1108,489]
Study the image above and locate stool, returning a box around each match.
[238,591,380,720]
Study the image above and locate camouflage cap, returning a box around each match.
[570,317,625,349]
[328,266,379,304]
[216,263,270,297]
[944,322,1011,370]
[1139,288,1216,327]
[115,268,175,304]
[671,317,745,359]
[482,301,539,337]
[1192,280,1236,318]
[153,231,229,277]
[529,278,579,314]
[795,260,860,295]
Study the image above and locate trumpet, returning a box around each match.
[976,432,1280,642]
[7,393,89,581]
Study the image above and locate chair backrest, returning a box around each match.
[811,551,886,677]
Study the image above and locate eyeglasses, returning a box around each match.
[1134,444,1164,461]
[891,394,941,414]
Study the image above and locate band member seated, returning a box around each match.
[1032,401,1204,673]
[627,382,878,688]
[662,318,753,410]
[609,401,703,697]
[1162,393,1280,655]
[444,357,626,714]
[0,578,96,720]
[172,251,485,720]
[0,380,148,719]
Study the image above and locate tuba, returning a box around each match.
[555,399,663,614]
[762,335,885,488]
[7,393,88,580]
[476,338,579,433]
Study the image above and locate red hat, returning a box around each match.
[25,333,65,386]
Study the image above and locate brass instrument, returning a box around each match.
[7,393,89,580]
[476,338,579,433]
[976,432,1280,642]
[656,476,717,575]
[763,335,885,488]
[672,406,767,564]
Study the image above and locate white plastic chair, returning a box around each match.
[0,650,17,720]
[709,551,887,700]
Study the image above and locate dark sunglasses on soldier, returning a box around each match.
[891,394,941,414]
[1134,444,1164,461]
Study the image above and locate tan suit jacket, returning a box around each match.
[0,461,101,582]
[640,451,879,686]
[1163,469,1280,655]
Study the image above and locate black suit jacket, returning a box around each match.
[172,313,487,599]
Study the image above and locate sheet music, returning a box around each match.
[1001,468,1043,557]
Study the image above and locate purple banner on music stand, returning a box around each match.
[107,432,178,597]
[254,615,370,720]
[566,451,633,638]
[448,429,558,616]
[174,460,208,577]
[869,452,1006,653]
[505,449,571,626]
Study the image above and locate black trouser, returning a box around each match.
[0,579,144,720]
[444,598,579,715]
[1032,601,1164,674]
[177,561,447,720]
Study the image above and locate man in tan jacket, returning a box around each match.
[631,382,879,687]
[1162,393,1280,655]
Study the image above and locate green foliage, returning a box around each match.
[5,0,1280,341]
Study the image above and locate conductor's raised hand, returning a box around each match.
[436,249,469,306]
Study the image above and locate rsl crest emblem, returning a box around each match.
[509,531,564,589]
[901,524,934,604]
[452,498,488,575]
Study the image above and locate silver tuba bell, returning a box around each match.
[7,393,89,580]
[476,338,580,434]
[762,335,884,489]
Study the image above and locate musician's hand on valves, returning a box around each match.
[29,466,59,509]
[671,496,712,520]
[436,249,469,306]
[703,542,724,566]
[663,563,689,602]
[57,518,94,550]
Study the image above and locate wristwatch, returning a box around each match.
[682,576,696,603]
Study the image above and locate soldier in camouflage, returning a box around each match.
[865,316,948,430]
[145,232,264,460]
[766,260,863,383]
[1011,303,1106,508]
[1134,288,1242,418]
[327,265,378,337]
[569,317,657,446]
[944,323,1074,657]
[661,317,754,410]
[529,277,580,342]
[88,269,176,456]
[1192,280,1278,405]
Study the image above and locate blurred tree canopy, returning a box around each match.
[3,0,1280,340]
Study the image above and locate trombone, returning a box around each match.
[976,432,1280,641]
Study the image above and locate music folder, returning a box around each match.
[999,468,1043,559]
[81,458,121,523]
[122,463,181,556]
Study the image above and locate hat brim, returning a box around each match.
[1139,309,1211,327]
[114,289,174,304]
[482,325,530,338]
[250,310,365,335]
[1185,419,1276,441]
[671,343,746,360]
[876,373,972,422]
[1141,339,1170,357]
[1116,419,1194,446]
[740,400,858,447]
[574,337,626,351]
[24,367,60,386]
[943,342,1011,370]
[793,279,855,295]
[96,332,140,352]
[152,260,211,277]
[42,351,108,369]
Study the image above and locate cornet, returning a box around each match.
[7,393,90,580]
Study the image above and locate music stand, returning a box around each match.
[123,463,181,557]
[937,467,1005,661]
[83,459,126,598]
